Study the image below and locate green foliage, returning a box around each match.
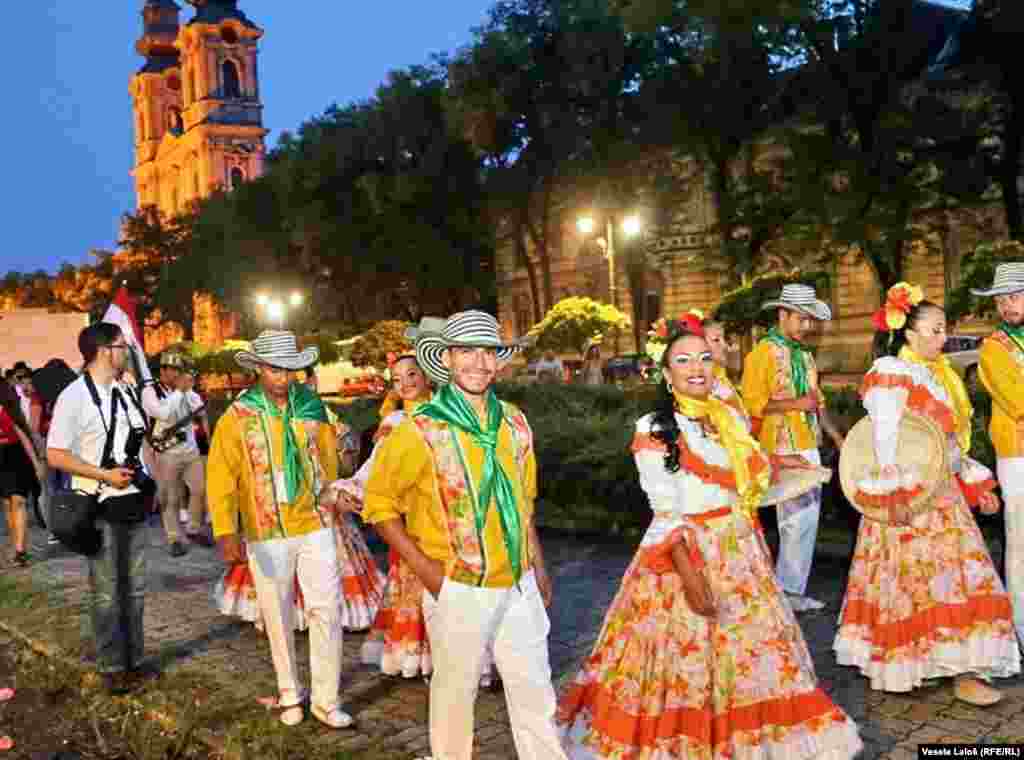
[528,297,630,357]
[712,268,831,336]
[946,239,1024,324]
[348,320,413,370]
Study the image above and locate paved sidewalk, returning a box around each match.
[2,517,1023,758]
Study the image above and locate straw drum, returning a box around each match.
[839,412,948,523]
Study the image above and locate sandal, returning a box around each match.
[954,676,1002,707]
[311,704,354,729]
[274,689,308,726]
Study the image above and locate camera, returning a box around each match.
[104,427,157,497]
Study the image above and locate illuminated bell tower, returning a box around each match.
[129,0,267,347]
[178,0,268,196]
[131,0,183,211]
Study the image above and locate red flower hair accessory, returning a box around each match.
[871,282,924,332]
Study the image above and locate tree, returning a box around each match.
[450,0,657,321]
[528,297,630,358]
[348,320,413,370]
[118,205,198,338]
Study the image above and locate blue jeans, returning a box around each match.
[87,508,147,673]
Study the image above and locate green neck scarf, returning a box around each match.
[766,327,810,397]
[416,384,523,583]
[237,382,328,503]
[766,327,815,428]
[1001,322,1024,354]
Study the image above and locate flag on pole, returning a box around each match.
[101,287,153,385]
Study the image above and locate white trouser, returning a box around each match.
[422,571,568,760]
[248,528,342,711]
[997,458,1024,647]
[775,448,822,596]
[154,448,206,541]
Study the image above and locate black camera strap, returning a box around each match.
[83,372,120,474]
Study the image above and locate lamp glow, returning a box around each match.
[576,216,596,235]
[290,292,303,307]
[622,216,642,237]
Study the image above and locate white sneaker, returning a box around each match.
[179,509,189,524]
[786,593,826,612]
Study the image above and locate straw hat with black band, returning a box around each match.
[970,262,1024,298]
[761,283,832,322]
[415,311,526,386]
[236,331,319,372]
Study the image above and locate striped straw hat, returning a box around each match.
[761,283,832,321]
[416,311,523,385]
[970,263,1024,297]
[235,330,319,371]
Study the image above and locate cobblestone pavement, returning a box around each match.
[3,517,1023,758]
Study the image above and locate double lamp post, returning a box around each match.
[576,212,643,354]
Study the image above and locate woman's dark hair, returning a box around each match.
[78,322,122,365]
[649,327,705,474]
[872,299,943,359]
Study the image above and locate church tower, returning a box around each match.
[129,0,267,346]
[130,0,267,216]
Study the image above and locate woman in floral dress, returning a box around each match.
[214,368,386,632]
[833,284,1021,705]
[558,316,863,760]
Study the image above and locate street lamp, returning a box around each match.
[290,291,303,307]
[266,299,285,328]
[256,293,269,306]
[577,212,644,354]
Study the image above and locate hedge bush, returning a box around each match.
[206,381,998,540]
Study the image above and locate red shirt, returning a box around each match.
[0,407,18,445]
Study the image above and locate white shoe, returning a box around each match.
[786,593,826,612]
[311,704,354,729]
[179,509,188,524]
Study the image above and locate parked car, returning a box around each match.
[604,354,648,383]
[942,334,982,388]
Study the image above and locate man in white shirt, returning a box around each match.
[47,323,153,694]
[142,352,209,556]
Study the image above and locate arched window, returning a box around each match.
[222,60,241,98]
[230,167,245,190]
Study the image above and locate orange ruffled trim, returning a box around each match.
[560,680,845,750]
[859,373,957,435]
[853,485,925,512]
[840,594,1013,653]
[632,434,770,495]
[956,474,997,508]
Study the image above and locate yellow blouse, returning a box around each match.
[207,408,339,542]
[980,336,1024,458]
[362,416,537,588]
[741,340,824,453]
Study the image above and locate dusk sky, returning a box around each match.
[6,1,490,276]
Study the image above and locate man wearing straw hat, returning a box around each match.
[363,310,566,760]
[741,284,845,612]
[207,330,352,729]
[142,351,209,557]
[974,262,1024,649]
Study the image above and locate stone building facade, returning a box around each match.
[126,0,267,350]
[495,166,1007,373]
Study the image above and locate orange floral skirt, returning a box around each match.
[214,516,386,632]
[557,509,862,760]
[834,480,1021,692]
